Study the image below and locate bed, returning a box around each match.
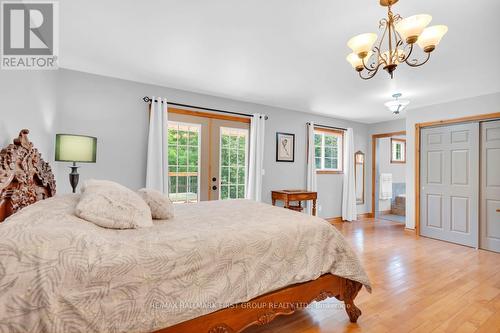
[0,130,371,333]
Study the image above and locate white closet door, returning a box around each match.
[420,123,479,247]
[480,120,500,253]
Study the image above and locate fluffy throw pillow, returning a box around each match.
[137,188,175,220]
[75,179,153,229]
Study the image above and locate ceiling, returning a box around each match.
[60,0,500,123]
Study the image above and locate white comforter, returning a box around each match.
[0,195,371,333]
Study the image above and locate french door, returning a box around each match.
[210,120,249,200]
[167,111,250,203]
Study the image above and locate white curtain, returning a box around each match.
[306,122,317,215]
[246,114,266,201]
[146,97,169,193]
[342,128,357,221]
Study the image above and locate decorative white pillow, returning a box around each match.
[137,188,175,220]
[75,179,153,229]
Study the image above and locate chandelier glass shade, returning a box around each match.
[346,0,448,80]
[384,93,409,114]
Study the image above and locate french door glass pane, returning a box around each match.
[220,127,248,200]
[168,122,200,203]
[315,157,322,169]
[314,134,321,145]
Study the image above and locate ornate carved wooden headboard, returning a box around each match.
[0,129,56,222]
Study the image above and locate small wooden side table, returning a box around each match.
[271,190,318,216]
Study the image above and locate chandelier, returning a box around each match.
[384,93,409,114]
[346,0,448,80]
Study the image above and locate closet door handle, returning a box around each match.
[212,185,217,190]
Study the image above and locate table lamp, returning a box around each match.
[55,134,97,193]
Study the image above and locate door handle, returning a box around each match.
[212,177,217,182]
[212,185,217,190]
[497,209,500,212]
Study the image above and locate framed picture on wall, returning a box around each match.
[276,132,295,162]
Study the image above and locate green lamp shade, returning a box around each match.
[55,134,97,163]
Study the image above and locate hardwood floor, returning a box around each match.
[245,218,500,333]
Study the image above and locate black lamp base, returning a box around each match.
[69,162,80,194]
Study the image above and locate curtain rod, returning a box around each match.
[307,122,347,131]
[143,97,268,120]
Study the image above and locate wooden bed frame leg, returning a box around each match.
[337,279,363,323]
[345,297,362,323]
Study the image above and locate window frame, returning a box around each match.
[313,127,344,174]
[390,138,406,164]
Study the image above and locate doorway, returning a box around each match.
[371,131,407,224]
[167,108,250,203]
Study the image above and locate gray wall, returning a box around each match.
[1,69,370,218]
[368,119,406,135]
[0,71,58,160]
[258,101,369,216]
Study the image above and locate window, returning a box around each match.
[314,128,343,173]
[391,138,406,163]
[168,122,200,203]
[220,127,248,200]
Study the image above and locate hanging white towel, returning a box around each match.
[379,173,393,200]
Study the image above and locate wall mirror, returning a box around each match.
[354,151,365,205]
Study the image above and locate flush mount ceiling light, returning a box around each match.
[346,0,448,80]
[384,93,409,114]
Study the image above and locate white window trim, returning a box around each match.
[391,138,406,163]
[314,129,344,173]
